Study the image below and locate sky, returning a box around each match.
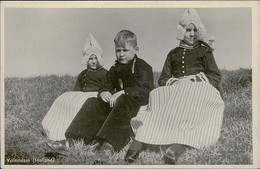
[4,7,252,77]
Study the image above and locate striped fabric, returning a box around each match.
[41,91,98,141]
[131,79,224,149]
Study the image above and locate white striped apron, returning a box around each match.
[41,91,98,141]
[131,76,224,149]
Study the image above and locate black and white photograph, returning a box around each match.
[1,1,259,168]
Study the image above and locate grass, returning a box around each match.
[4,68,252,165]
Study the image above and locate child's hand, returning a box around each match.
[109,90,125,108]
[100,91,112,103]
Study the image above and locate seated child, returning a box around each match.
[42,33,107,147]
[126,9,224,164]
[64,30,154,156]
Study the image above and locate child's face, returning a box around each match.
[115,42,138,64]
[87,54,98,70]
[184,23,199,45]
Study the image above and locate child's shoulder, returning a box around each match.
[199,41,214,53]
[98,67,108,73]
[78,69,88,75]
[78,68,107,75]
[136,57,152,69]
[168,47,181,55]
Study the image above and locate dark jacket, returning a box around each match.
[99,55,154,106]
[158,44,221,90]
[74,68,107,92]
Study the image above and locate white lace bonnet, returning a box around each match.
[82,33,103,67]
[176,8,207,41]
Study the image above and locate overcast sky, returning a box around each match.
[4,7,251,77]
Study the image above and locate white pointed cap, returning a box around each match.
[179,8,201,27]
[82,33,103,68]
[177,8,207,40]
[82,33,102,57]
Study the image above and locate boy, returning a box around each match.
[65,30,154,154]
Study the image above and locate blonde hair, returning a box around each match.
[114,30,137,47]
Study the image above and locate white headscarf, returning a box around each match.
[176,8,207,41]
[82,33,104,68]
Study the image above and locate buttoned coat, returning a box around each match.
[99,55,154,106]
[66,55,154,151]
[158,44,221,90]
[73,68,107,92]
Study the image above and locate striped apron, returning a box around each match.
[131,74,225,149]
[41,91,98,141]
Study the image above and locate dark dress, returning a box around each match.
[158,43,221,90]
[73,67,108,92]
[131,43,223,160]
[41,67,107,141]
[65,55,154,151]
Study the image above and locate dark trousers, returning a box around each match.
[65,94,140,151]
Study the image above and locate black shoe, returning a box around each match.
[89,140,102,152]
[124,149,141,163]
[163,147,176,165]
[99,142,114,151]
[45,140,68,156]
[93,143,101,152]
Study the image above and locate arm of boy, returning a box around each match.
[109,90,125,107]
[99,91,112,103]
[124,63,154,106]
[98,66,117,102]
[158,55,172,86]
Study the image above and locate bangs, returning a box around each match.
[114,30,137,47]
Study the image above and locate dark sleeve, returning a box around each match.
[98,67,117,95]
[101,69,108,82]
[158,54,172,86]
[124,63,154,105]
[73,72,83,91]
[203,51,222,89]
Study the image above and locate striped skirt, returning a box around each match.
[41,91,98,141]
[131,79,225,149]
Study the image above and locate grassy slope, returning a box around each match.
[4,69,252,165]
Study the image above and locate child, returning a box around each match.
[42,33,107,146]
[65,30,154,155]
[126,8,225,164]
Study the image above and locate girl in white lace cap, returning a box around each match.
[126,8,224,164]
[42,33,107,152]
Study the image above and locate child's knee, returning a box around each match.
[114,94,130,106]
[81,97,101,110]
[87,97,100,104]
